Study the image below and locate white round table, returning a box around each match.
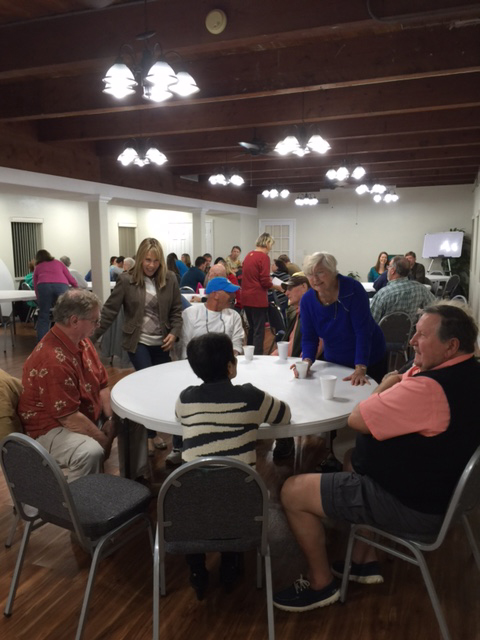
[111,356,376,439]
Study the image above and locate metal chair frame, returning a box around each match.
[1,433,153,640]
[340,446,480,640]
[153,456,275,640]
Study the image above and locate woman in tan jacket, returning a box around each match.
[94,237,183,456]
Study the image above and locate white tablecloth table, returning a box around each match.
[111,356,376,442]
[0,290,37,304]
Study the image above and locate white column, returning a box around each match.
[87,196,111,302]
[191,207,208,257]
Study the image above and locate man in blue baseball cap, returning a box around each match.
[166,277,246,465]
[180,276,244,359]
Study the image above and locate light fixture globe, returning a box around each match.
[351,165,366,180]
[102,62,137,98]
[170,71,200,97]
[280,189,290,198]
[229,173,245,186]
[336,166,349,181]
[306,134,331,154]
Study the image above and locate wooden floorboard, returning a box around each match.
[1,324,480,639]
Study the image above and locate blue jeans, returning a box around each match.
[36,282,69,341]
[127,343,181,447]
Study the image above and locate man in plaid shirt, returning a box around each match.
[370,255,435,324]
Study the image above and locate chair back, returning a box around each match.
[267,302,286,340]
[425,445,480,551]
[442,274,460,299]
[20,281,32,291]
[180,286,195,293]
[378,311,412,347]
[428,271,444,276]
[0,433,88,543]
[157,456,269,555]
[451,294,467,304]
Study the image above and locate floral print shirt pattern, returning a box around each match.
[18,325,108,438]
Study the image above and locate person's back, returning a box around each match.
[175,332,291,598]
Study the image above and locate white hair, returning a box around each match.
[302,252,338,276]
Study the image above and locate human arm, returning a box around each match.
[163,276,183,351]
[231,312,245,355]
[348,374,450,439]
[343,280,376,384]
[58,410,114,455]
[91,277,126,342]
[258,254,273,291]
[299,292,322,364]
[369,289,384,324]
[60,262,79,288]
[262,391,292,426]
[180,307,195,359]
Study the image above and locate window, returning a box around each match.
[118,225,136,257]
[11,221,42,278]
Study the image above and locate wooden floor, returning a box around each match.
[1,324,480,640]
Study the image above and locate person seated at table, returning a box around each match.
[372,269,388,293]
[226,245,242,275]
[273,302,480,612]
[271,274,313,461]
[176,332,292,600]
[370,255,435,324]
[180,256,207,291]
[18,289,116,482]
[110,256,125,281]
[278,254,301,277]
[203,253,213,273]
[209,259,242,309]
[405,251,428,284]
[299,252,387,385]
[0,368,23,440]
[123,257,135,271]
[166,252,182,285]
[269,259,289,314]
[60,255,89,289]
[367,251,389,283]
[179,253,190,276]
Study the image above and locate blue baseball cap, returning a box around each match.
[205,277,240,294]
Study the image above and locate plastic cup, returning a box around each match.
[295,361,308,379]
[244,345,254,361]
[199,288,206,296]
[320,375,337,399]
[277,341,289,360]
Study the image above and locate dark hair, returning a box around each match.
[110,256,117,265]
[203,253,212,259]
[274,259,288,273]
[390,255,410,278]
[231,245,241,252]
[423,302,478,353]
[181,253,191,268]
[195,256,207,268]
[116,255,125,264]
[166,253,180,275]
[278,253,290,263]
[374,251,389,272]
[405,251,416,260]
[186,333,236,383]
[214,257,226,265]
[35,250,54,265]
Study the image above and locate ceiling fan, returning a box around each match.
[237,132,273,156]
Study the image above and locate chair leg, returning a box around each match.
[153,536,160,640]
[256,548,262,589]
[75,536,109,640]
[5,509,20,548]
[264,548,275,640]
[339,525,356,603]
[411,547,452,640]
[4,520,33,616]
[462,514,480,571]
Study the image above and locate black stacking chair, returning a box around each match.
[378,311,412,371]
[0,433,153,640]
[154,456,275,640]
[267,302,286,354]
[340,446,480,640]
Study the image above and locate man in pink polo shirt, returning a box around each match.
[273,302,480,612]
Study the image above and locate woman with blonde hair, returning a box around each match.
[242,232,280,354]
[93,237,183,458]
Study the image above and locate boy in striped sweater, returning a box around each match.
[175,332,291,599]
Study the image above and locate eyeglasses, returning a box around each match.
[82,316,101,326]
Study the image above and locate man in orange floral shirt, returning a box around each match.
[18,289,116,482]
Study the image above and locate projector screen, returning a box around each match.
[422,232,464,258]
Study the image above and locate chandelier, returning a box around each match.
[102,2,199,103]
[295,193,319,206]
[262,188,290,199]
[326,165,366,181]
[208,170,245,186]
[274,126,330,157]
[117,139,167,167]
[355,183,399,203]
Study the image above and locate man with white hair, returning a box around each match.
[18,289,116,481]
[123,257,135,271]
[59,255,88,289]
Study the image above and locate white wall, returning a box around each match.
[257,185,474,280]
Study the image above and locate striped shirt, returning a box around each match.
[370,277,435,324]
[175,380,291,465]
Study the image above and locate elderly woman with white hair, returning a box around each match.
[299,252,386,385]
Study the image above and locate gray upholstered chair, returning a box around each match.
[1,433,153,640]
[339,446,480,640]
[153,456,275,640]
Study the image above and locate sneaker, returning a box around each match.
[273,438,295,460]
[315,456,343,473]
[189,569,209,601]
[165,448,183,465]
[273,576,340,612]
[331,560,384,585]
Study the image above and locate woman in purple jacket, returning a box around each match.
[34,249,78,341]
